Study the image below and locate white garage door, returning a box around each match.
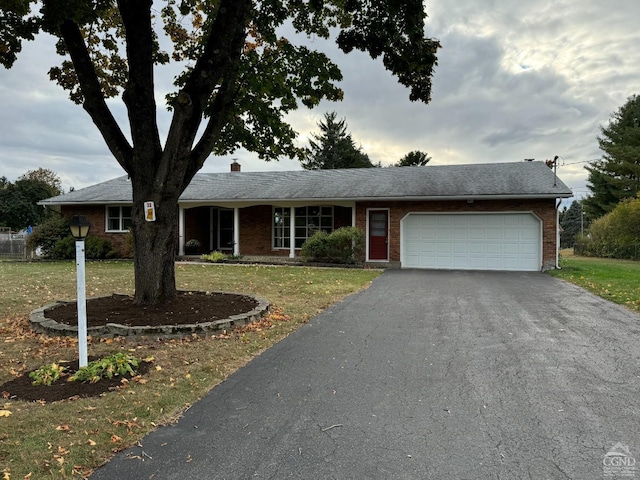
[402,213,541,271]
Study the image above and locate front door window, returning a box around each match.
[369,210,389,261]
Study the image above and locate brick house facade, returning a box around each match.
[46,161,572,271]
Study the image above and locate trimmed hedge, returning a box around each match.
[301,227,365,264]
[52,235,115,260]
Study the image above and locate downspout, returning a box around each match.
[352,203,356,227]
[555,199,562,269]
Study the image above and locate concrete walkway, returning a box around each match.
[91,270,640,479]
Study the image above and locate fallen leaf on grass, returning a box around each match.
[0,410,12,417]
[111,434,123,443]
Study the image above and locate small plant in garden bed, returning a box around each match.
[184,238,202,254]
[201,251,244,262]
[201,250,227,263]
[69,352,140,383]
[29,363,67,386]
[28,353,141,386]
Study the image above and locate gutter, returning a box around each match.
[40,193,573,207]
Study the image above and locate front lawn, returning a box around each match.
[0,261,381,479]
[548,251,640,313]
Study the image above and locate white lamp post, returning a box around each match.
[69,215,90,368]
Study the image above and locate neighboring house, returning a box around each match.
[40,160,572,271]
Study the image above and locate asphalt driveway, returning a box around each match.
[91,270,640,479]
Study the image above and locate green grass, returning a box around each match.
[0,260,381,479]
[548,252,640,313]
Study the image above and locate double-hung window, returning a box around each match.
[273,206,334,249]
[106,206,132,232]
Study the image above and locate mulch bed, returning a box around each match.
[1,360,152,403]
[1,292,258,402]
[45,291,259,327]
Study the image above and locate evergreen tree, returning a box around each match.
[583,95,640,219]
[559,200,585,248]
[395,150,431,167]
[302,112,374,170]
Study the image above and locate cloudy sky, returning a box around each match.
[1,0,639,204]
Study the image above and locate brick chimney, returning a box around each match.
[231,160,241,172]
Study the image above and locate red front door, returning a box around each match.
[368,210,389,260]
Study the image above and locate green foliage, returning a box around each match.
[395,150,431,167]
[559,200,586,248]
[50,235,115,259]
[29,363,67,386]
[0,168,62,230]
[301,226,365,264]
[201,251,227,263]
[300,230,330,260]
[51,235,76,259]
[2,0,439,304]
[85,236,114,259]
[575,196,640,259]
[583,94,640,219]
[301,112,374,169]
[184,238,202,254]
[68,353,140,384]
[26,214,69,256]
[0,0,39,68]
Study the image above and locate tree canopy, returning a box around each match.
[395,150,431,167]
[583,94,640,219]
[301,112,374,170]
[0,168,62,231]
[576,195,640,259]
[0,0,440,304]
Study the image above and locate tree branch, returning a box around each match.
[117,0,162,170]
[59,19,133,172]
[162,0,251,190]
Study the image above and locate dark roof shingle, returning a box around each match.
[40,161,572,205]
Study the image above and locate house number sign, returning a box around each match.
[145,201,156,222]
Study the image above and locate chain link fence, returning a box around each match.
[0,235,29,259]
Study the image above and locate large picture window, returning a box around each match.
[106,206,132,232]
[273,206,334,249]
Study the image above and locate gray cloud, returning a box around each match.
[1,0,639,204]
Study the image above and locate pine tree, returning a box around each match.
[302,112,374,170]
[559,200,585,248]
[583,95,640,219]
[395,150,431,167]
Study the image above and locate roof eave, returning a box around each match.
[178,192,573,204]
[40,192,573,207]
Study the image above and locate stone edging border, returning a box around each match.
[29,291,270,338]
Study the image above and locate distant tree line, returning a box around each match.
[301,111,430,170]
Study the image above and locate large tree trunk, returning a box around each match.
[57,0,251,305]
[130,176,179,305]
